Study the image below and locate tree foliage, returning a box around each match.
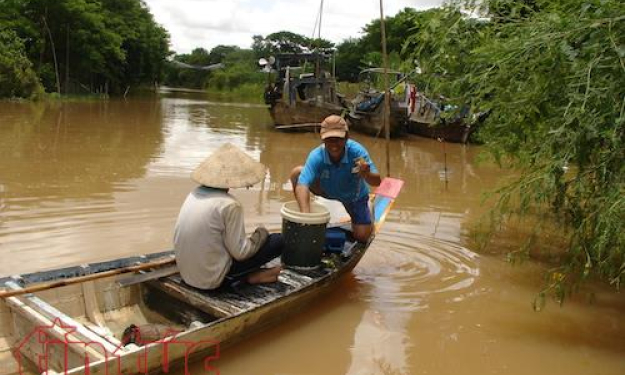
[0,0,170,97]
[207,47,265,90]
[403,0,624,299]
[251,31,332,57]
[0,29,43,98]
[163,47,213,89]
[334,8,427,81]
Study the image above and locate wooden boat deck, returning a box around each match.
[148,267,333,318]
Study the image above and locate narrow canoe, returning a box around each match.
[0,178,403,375]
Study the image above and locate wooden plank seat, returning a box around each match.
[147,267,332,319]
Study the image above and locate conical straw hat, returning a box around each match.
[191,143,266,188]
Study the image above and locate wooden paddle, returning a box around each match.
[0,256,175,299]
[372,177,404,234]
[374,177,404,199]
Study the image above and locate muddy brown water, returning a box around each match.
[1,93,624,375]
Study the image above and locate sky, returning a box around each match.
[142,0,446,54]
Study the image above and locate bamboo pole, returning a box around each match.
[318,0,324,39]
[65,25,69,95]
[0,257,175,299]
[379,0,391,177]
[42,15,61,95]
[275,122,321,130]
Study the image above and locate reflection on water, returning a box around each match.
[357,230,480,312]
[0,100,164,270]
[347,229,479,375]
[1,93,625,375]
[149,97,267,176]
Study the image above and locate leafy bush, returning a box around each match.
[0,29,43,98]
[404,0,624,300]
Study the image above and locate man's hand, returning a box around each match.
[249,226,269,253]
[354,157,381,187]
[355,158,371,179]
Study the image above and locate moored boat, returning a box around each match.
[0,178,403,375]
[263,52,348,131]
[407,92,490,144]
[347,68,410,137]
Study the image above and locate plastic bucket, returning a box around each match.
[281,201,330,269]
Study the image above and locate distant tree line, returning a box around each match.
[0,0,170,97]
[0,0,421,97]
[160,11,422,91]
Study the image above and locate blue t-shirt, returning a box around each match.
[298,139,378,203]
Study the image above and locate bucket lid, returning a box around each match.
[281,201,330,225]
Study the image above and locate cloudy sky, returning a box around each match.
[143,0,446,54]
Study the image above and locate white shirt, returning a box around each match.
[174,186,257,289]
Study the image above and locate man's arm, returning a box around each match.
[364,169,381,187]
[356,158,381,187]
[295,150,320,213]
[295,184,311,213]
[223,202,258,260]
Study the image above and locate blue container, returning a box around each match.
[325,228,347,253]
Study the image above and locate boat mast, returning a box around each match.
[379,0,391,177]
[318,0,324,39]
[311,0,325,42]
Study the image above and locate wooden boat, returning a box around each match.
[264,52,348,131]
[0,178,403,375]
[406,92,490,144]
[347,68,409,137]
[407,119,477,144]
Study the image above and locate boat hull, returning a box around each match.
[67,248,367,375]
[269,100,345,129]
[407,120,476,144]
[0,238,369,375]
[347,106,407,137]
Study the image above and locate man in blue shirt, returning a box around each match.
[290,115,381,242]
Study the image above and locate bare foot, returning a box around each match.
[246,266,281,284]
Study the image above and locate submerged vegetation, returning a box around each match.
[1,0,622,300]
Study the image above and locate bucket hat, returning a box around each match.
[191,143,266,188]
[320,115,348,140]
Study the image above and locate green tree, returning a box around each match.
[487,0,541,23]
[165,48,213,89]
[403,5,491,116]
[209,45,239,63]
[208,47,264,90]
[0,29,43,98]
[360,7,421,57]
[335,8,431,81]
[404,0,625,299]
[0,0,170,96]
[251,31,332,57]
[335,38,365,82]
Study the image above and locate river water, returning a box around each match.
[1,93,623,375]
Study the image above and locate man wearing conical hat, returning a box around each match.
[290,115,381,242]
[174,143,283,290]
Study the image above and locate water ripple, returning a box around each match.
[354,225,480,312]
